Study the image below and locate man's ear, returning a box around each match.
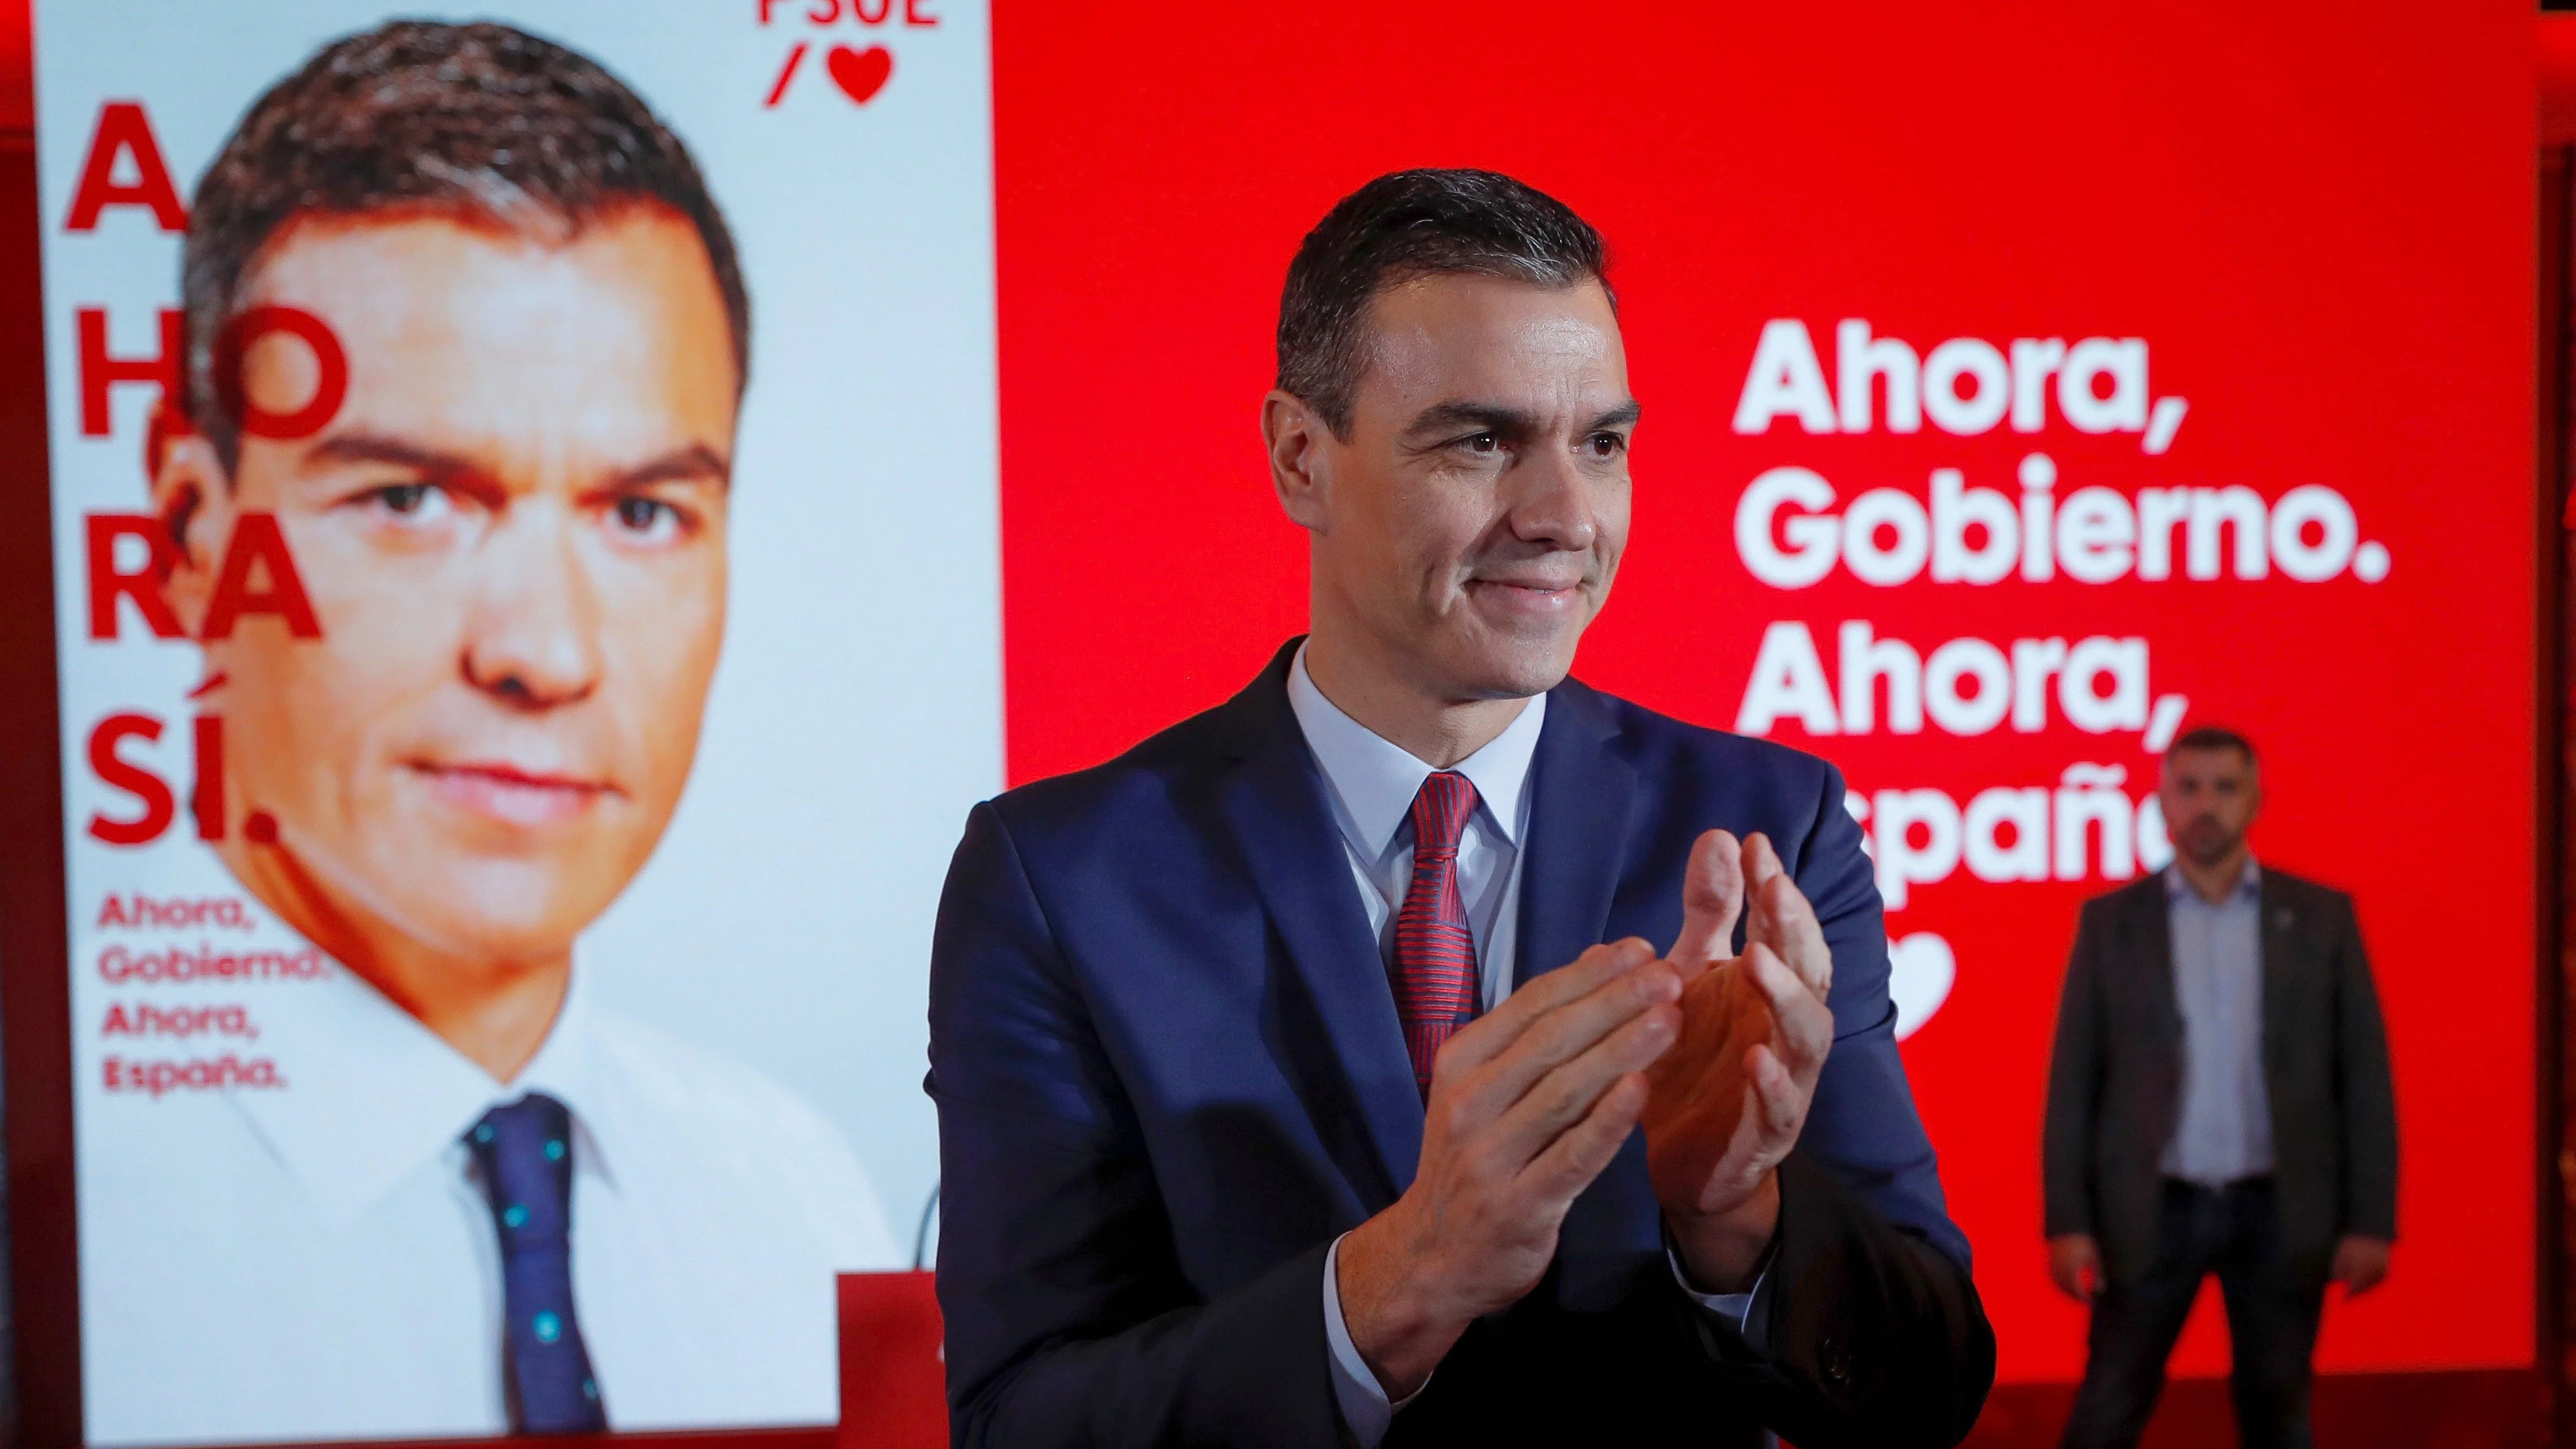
[1261,389,1332,532]
[149,426,235,638]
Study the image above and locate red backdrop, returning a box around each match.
[992,1,2538,1384]
[0,0,2540,1420]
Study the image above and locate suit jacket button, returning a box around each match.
[1823,1337,1853,1387]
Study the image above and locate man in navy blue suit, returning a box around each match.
[928,169,1995,1448]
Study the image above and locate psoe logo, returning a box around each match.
[757,0,944,108]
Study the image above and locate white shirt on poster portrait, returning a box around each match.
[76,866,900,1448]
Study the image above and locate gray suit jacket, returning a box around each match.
[2042,867,2397,1284]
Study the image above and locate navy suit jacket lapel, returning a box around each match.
[2257,873,2298,1081]
[1517,679,1657,1287]
[1208,642,1422,1209]
[2123,877,2182,1055]
[1518,679,1642,989]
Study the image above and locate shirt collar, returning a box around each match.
[1285,640,1546,861]
[227,940,613,1229]
[2163,856,2261,903]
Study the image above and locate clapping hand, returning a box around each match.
[1337,940,1684,1395]
[1639,830,1836,1289]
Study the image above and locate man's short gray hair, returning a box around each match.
[1276,169,1611,439]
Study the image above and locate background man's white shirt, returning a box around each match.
[80,874,899,1447]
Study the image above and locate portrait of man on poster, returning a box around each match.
[80,20,896,1446]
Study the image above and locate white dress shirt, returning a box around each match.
[77,879,900,1448]
[2160,859,2275,1184]
[1285,647,1759,1446]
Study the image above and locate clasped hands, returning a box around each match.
[1337,830,1838,1398]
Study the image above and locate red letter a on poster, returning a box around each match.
[64,102,188,232]
[201,513,321,641]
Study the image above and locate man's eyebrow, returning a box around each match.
[295,435,732,490]
[1401,398,1644,438]
[1403,400,1542,438]
[612,442,733,490]
[298,433,480,476]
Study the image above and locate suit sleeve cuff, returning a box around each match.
[1324,1233,1425,1446]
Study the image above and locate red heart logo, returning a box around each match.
[826,45,893,105]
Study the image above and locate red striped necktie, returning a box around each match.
[1392,771,1481,1097]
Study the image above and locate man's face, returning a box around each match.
[157,207,737,973]
[2158,746,2261,868]
[1284,273,1634,701]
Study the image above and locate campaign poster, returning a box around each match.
[34,2,996,1441]
[989,0,2536,1387]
